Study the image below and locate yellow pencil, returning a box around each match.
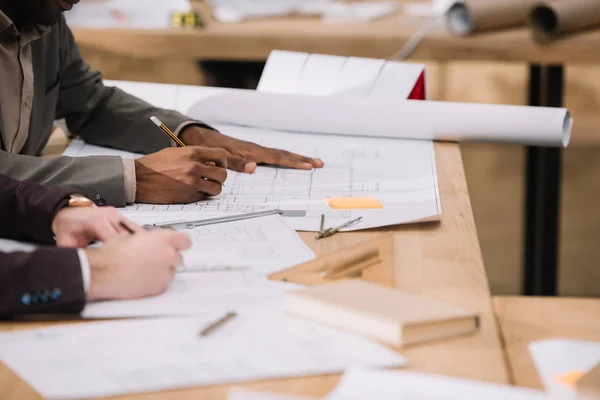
[150,116,225,187]
[150,116,186,147]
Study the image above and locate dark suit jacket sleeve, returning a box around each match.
[0,174,72,245]
[0,248,85,319]
[55,17,208,155]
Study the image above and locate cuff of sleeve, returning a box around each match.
[77,249,91,294]
[122,158,137,204]
[173,120,220,147]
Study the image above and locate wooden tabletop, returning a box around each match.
[494,296,600,390]
[0,135,509,399]
[70,2,600,63]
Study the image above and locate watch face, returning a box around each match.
[69,194,96,207]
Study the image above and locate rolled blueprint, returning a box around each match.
[188,90,572,147]
[530,0,600,42]
[446,0,539,35]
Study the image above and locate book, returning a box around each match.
[285,280,479,347]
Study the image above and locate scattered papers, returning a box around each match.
[325,197,384,209]
[180,215,315,275]
[324,367,551,399]
[206,0,399,23]
[65,0,191,30]
[82,271,295,319]
[0,313,407,399]
[529,339,600,399]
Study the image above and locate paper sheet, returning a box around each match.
[529,339,600,399]
[228,389,317,400]
[180,215,315,275]
[82,271,297,319]
[206,0,398,23]
[65,0,191,29]
[189,89,571,147]
[64,126,441,232]
[325,367,551,399]
[0,313,407,399]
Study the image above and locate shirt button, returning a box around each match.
[51,288,62,301]
[21,293,32,306]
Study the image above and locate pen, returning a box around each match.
[150,116,225,187]
[199,311,237,337]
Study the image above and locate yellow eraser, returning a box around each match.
[325,197,383,210]
[554,370,586,388]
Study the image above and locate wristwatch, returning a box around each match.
[67,194,97,207]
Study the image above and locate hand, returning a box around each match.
[180,126,324,173]
[52,206,143,248]
[85,230,191,301]
[134,146,228,204]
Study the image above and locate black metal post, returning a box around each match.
[522,65,564,296]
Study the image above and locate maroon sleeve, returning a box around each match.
[0,247,85,319]
[0,174,71,245]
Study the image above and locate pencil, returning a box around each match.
[199,311,237,337]
[150,116,186,147]
[119,221,135,234]
[150,116,225,187]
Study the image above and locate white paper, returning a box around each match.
[63,126,440,232]
[81,271,296,319]
[65,0,191,30]
[256,50,422,99]
[207,0,397,23]
[228,389,317,400]
[0,313,407,399]
[529,339,600,399]
[325,367,551,400]
[95,124,440,231]
[189,90,572,147]
[180,215,315,275]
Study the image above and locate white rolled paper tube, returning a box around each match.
[188,90,572,147]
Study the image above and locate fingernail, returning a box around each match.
[244,162,257,173]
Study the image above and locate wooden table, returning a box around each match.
[494,296,600,390]
[0,135,509,399]
[71,2,588,296]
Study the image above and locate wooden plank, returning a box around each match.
[494,296,600,390]
[0,137,508,399]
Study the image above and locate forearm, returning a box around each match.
[0,248,85,320]
[0,151,127,207]
[0,174,70,244]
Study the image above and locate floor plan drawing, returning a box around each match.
[63,122,440,232]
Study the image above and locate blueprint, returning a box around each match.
[180,215,315,274]
[63,125,440,231]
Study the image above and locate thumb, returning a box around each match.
[228,155,256,173]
